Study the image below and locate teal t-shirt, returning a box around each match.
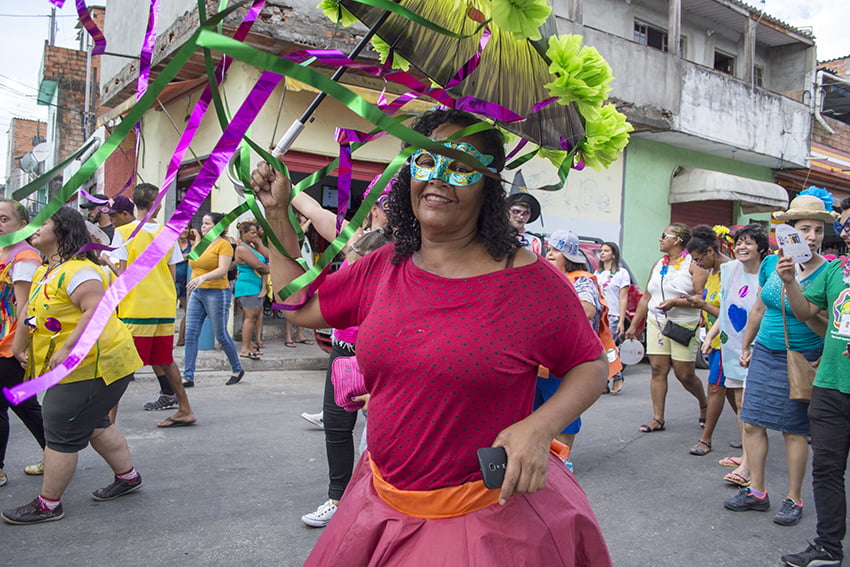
[803,259,850,394]
[755,254,826,351]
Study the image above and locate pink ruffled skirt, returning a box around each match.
[302,453,612,567]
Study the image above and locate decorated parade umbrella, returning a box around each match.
[336,0,585,151]
[4,0,631,405]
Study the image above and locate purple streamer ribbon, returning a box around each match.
[444,27,490,90]
[75,0,107,56]
[4,71,282,405]
[285,49,525,123]
[136,0,160,100]
[129,0,266,241]
[79,188,108,204]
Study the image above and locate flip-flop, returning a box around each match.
[610,376,624,395]
[719,456,742,467]
[157,417,197,428]
[723,471,750,487]
[239,352,260,360]
[295,339,313,345]
[284,341,296,348]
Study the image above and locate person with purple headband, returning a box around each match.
[252,109,611,566]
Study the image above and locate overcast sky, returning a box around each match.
[0,0,848,176]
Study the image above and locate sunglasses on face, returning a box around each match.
[409,142,495,187]
[835,217,850,235]
[509,208,530,218]
[661,232,677,240]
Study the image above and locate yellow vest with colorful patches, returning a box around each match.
[28,260,142,384]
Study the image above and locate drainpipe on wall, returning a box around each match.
[83,31,92,139]
[813,69,850,136]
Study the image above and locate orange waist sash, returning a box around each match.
[368,440,571,520]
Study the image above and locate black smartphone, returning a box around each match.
[477,447,507,489]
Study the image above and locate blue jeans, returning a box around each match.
[183,288,242,382]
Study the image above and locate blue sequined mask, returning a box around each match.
[409,142,495,187]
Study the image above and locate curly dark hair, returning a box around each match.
[685,224,719,254]
[732,223,770,258]
[386,109,518,264]
[50,206,98,264]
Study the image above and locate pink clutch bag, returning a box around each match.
[331,355,367,412]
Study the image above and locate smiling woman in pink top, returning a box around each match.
[252,109,611,566]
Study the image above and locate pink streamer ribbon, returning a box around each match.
[4,70,282,405]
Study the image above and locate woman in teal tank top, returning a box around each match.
[234,222,269,360]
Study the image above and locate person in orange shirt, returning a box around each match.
[0,199,46,486]
[182,212,243,387]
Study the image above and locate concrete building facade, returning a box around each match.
[96,0,825,280]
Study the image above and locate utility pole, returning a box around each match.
[49,7,56,45]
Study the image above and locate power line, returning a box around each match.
[0,14,77,18]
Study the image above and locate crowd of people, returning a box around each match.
[0,108,848,567]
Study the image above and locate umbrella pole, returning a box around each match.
[271,10,392,157]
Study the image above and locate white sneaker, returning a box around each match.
[300,411,324,429]
[301,499,337,527]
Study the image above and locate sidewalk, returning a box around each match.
[169,330,329,373]
[167,313,329,373]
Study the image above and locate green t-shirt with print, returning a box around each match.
[803,259,850,394]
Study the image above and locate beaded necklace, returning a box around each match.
[841,255,850,286]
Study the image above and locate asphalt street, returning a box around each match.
[2,356,841,567]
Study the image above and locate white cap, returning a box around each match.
[548,230,585,264]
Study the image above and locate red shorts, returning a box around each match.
[132,335,174,366]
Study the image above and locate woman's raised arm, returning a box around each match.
[251,162,328,329]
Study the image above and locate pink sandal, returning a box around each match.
[718,456,742,468]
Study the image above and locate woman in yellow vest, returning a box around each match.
[1,206,143,525]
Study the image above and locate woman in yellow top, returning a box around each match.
[182,212,243,386]
[2,206,143,525]
[684,225,732,457]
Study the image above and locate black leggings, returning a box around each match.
[322,342,358,501]
[0,355,46,469]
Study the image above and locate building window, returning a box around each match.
[714,51,735,75]
[753,65,764,87]
[634,20,668,52]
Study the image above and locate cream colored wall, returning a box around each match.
[519,151,625,243]
[135,61,413,217]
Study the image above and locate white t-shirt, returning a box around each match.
[110,221,183,265]
[10,259,40,284]
[66,267,104,296]
[596,268,630,317]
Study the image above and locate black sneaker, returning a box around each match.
[91,474,143,501]
[774,498,804,526]
[143,394,178,411]
[1,498,64,525]
[724,487,770,511]
[781,542,840,567]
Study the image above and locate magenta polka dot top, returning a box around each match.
[320,245,602,491]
